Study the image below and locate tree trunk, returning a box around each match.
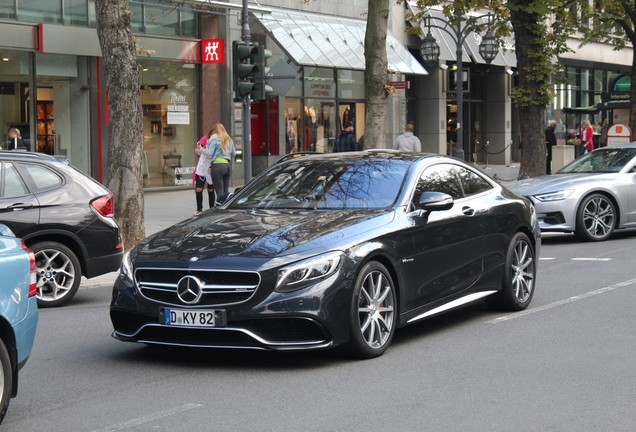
[364,0,390,149]
[95,0,145,248]
[509,1,548,179]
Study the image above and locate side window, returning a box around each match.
[456,167,493,197]
[1,162,29,198]
[411,164,463,209]
[20,163,63,192]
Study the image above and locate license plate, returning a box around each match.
[163,308,218,327]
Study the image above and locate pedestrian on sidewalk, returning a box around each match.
[581,120,594,154]
[545,120,557,174]
[333,121,357,152]
[193,134,215,216]
[201,123,236,204]
[394,122,421,152]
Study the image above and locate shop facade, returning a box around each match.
[0,0,223,188]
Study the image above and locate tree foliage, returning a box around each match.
[407,0,574,178]
[579,0,636,132]
[95,0,146,248]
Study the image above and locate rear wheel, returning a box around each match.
[31,241,82,308]
[0,338,12,424]
[347,261,397,359]
[575,193,616,242]
[487,232,536,311]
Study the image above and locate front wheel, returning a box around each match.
[31,241,82,308]
[575,193,616,242]
[347,261,397,359]
[0,338,13,424]
[487,232,536,311]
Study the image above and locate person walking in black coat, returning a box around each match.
[545,120,557,174]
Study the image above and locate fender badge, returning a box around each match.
[189,257,199,262]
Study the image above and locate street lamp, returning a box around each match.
[420,11,498,161]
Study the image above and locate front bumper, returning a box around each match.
[530,198,578,233]
[110,267,353,351]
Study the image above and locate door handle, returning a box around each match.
[462,206,475,216]
[7,203,33,210]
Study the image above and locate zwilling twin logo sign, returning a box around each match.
[201,39,224,64]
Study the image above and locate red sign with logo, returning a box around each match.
[201,39,224,64]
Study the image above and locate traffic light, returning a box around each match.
[251,45,274,101]
[232,41,258,100]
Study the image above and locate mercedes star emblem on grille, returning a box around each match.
[176,275,203,304]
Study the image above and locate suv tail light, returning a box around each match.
[91,194,115,218]
[21,240,37,298]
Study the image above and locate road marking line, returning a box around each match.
[539,257,556,260]
[571,257,612,261]
[92,403,202,432]
[486,277,636,324]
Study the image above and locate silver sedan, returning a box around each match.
[507,143,636,241]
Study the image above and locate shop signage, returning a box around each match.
[174,167,195,185]
[609,73,630,101]
[606,123,632,147]
[390,81,410,90]
[167,112,190,125]
[201,39,225,64]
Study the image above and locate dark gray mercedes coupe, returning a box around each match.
[111,151,540,358]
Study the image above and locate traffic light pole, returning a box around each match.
[241,0,252,183]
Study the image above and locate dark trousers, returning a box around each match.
[546,145,553,174]
[211,163,231,202]
[195,174,215,211]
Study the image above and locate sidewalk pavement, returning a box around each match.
[82,163,521,288]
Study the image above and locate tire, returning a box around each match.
[347,261,397,359]
[575,193,616,242]
[31,241,82,308]
[487,232,536,311]
[0,338,12,424]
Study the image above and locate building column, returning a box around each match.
[484,68,512,165]
[415,68,446,155]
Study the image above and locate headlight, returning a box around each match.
[534,189,574,202]
[276,251,342,293]
[119,251,133,283]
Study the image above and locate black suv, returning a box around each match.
[0,151,123,307]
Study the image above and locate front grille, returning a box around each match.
[134,267,260,307]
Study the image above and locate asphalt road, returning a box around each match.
[2,228,636,431]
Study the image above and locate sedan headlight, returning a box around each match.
[119,250,133,283]
[534,189,574,202]
[276,251,342,293]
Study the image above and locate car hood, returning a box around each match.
[135,208,395,261]
[506,173,611,196]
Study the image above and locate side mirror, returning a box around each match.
[419,191,454,212]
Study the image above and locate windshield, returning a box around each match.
[229,159,410,210]
[558,147,636,174]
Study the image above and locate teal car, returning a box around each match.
[0,223,38,423]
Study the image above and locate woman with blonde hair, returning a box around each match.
[580,119,594,155]
[200,123,236,204]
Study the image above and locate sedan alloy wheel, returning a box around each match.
[576,194,616,241]
[349,262,396,358]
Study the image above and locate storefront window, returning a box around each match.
[284,98,303,153]
[0,0,15,19]
[18,0,63,24]
[304,98,336,152]
[337,70,364,99]
[140,60,198,187]
[303,67,335,99]
[65,0,88,26]
[144,3,180,37]
[0,50,33,151]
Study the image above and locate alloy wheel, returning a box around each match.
[582,196,615,240]
[511,238,535,303]
[35,248,77,303]
[357,270,395,349]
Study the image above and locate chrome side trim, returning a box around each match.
[407,290,498,324]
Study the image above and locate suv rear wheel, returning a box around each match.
[31,241,81,308]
